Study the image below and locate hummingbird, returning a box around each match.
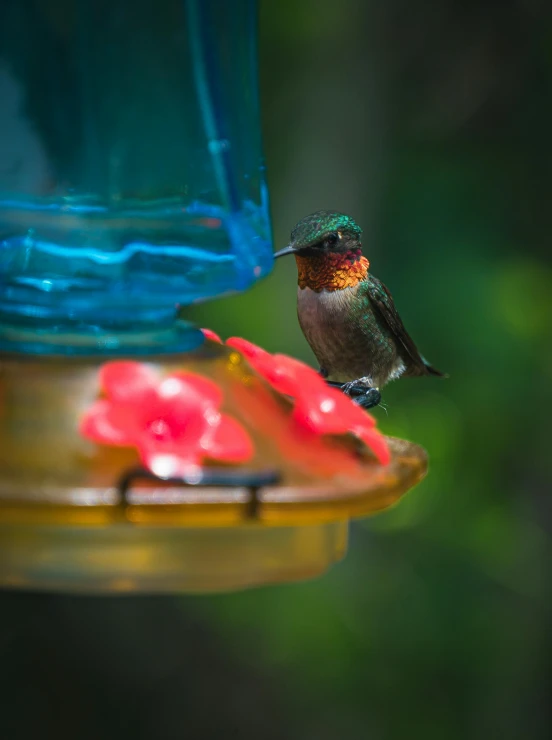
[274,210,445,409]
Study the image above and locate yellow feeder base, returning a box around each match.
[0,522,349,594]
[0,342,427,594]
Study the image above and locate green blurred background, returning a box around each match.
[1,1,551,738]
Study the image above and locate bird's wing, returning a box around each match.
[363,275,445,377]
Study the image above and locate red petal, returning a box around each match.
[227,338,290,391]
[261,366,299,397]
[272,353,320,383]
[201,328,223,343]
[99,361,158,404]
[293,399,344,435]
[330,393,377,427]
[290,382,388,463]
[210,336,389,464]
[292,382,373,433]
[233,378,365,478]
[164,372,223,408]
[226,337,270,360]
[275,362,321,399]
[263,352,329,399]
[352,427,391,466]
[79,400,137,445]
[207,415,254,462]
[226,343,307,397]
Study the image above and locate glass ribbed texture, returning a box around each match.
[0,0,271,353]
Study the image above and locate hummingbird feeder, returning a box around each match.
[0,0,427,593]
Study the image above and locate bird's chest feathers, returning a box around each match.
[297,285,359,339]
[295,250,369,291]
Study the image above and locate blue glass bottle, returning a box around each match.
[0,0,272,354]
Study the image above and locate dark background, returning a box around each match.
[2,1,551,738]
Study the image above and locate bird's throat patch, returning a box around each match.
[295,249,369,292]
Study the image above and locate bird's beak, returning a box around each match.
[273,244,297,259]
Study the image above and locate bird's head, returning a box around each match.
[274,211,363,260]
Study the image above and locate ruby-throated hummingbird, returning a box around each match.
[274,211,445,409]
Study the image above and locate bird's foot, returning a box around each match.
[326,379,382,410]
[348,386,382,410]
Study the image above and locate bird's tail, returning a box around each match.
[422,359,448,378]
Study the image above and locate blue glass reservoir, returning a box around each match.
[0,0,272,353]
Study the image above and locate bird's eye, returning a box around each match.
[324,232,339,248]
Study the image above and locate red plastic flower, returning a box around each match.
[80,361,253,477]
[201,328,222,344]
[225,336,390,466]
